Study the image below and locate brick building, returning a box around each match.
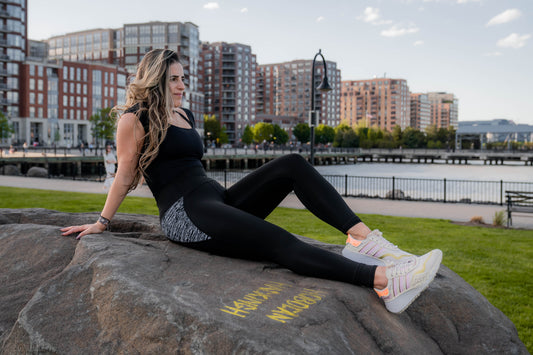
[258,59,341,128]
[340,78,411,131]
[12,59,127,146]
[427,92,458,129]
[45,21,203,125]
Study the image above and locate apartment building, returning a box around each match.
[427,92,458,129]
[410,93,431,131]
[47,28,120,66]
[12,59,127,146]
[0,0,26,128]
[122,21,203,125]
[258,59,341,127]
[340,78,411,131]
[45,21,203,125]
[201,42,257,143]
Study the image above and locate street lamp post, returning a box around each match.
[309,49,332,165]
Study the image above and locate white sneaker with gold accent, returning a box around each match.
[375,249,443,313]
[342,229,413,266]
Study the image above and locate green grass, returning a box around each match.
[0,186,531,351]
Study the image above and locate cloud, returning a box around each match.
[240,7,248,13]
[203,2,219,10]
[381,24,420,37]
[483,51,502,57]
[486,9,522,27]
[316,16,325,22]
[497,33,531,49]
[422,0,481,3]
[358,7,392,25]
[413,40,424,46]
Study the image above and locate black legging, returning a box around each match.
[182,154,377,288]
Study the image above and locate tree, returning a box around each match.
[0,112,14,142]
[241,125,254,145]
[392,125,402,146]
[315,124,335,144]
[402,127,426,148]
[204,114,221,140]
[89,108,116,148]
[273,124,289,145]
[293,123,310,144]
[204,114,228,145]
[253,122,274,143]
[334,124,359,148]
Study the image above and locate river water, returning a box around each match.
[315,162,533,183]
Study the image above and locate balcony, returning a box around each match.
[0,83,7,91]
[0,54,10,61]
[0,10,10,18]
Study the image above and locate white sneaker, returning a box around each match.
[375,249,443,313]
[342,230,413,266]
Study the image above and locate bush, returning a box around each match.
[493,210,507,227]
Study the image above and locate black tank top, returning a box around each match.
[125,104,212,216]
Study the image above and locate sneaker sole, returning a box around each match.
[342,245,387,266]
[385,249,443,314]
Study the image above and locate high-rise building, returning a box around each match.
[410,93,431,131]
[258,59,341,128]
[201,42,257,143]
[47,28,120,66]
[341,78,411,131]
[122,21,203,125]
[427,92,458,129]
[0,0,27,125]
[45,21,203,125]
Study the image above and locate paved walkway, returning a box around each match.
[1,175,531,229]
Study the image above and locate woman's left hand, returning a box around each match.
[61,223,106,240]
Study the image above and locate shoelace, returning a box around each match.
[369,230,399,250]
[388,258,416,279]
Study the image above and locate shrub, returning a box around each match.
[493,210,507,227]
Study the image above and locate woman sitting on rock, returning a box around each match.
[61,49,442,314]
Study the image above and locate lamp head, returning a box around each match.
[317,76,332,92]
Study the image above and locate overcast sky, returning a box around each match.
[28,0,533,125]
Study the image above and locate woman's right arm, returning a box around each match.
[61,112,145,239]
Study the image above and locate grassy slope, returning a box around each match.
[1,186,531,351]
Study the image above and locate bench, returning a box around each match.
[506,190,533,227]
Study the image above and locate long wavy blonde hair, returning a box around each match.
[116,49,181,191]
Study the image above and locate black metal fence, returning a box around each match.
[206,170,533,206]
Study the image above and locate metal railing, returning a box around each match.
[206,170,533,206]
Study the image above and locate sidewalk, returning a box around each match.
[1,175,531,229]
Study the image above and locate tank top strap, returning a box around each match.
[177,108,195,129]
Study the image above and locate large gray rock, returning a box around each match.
[0,165,21,176]
[0,208,527,354]
[26,166,48,178]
